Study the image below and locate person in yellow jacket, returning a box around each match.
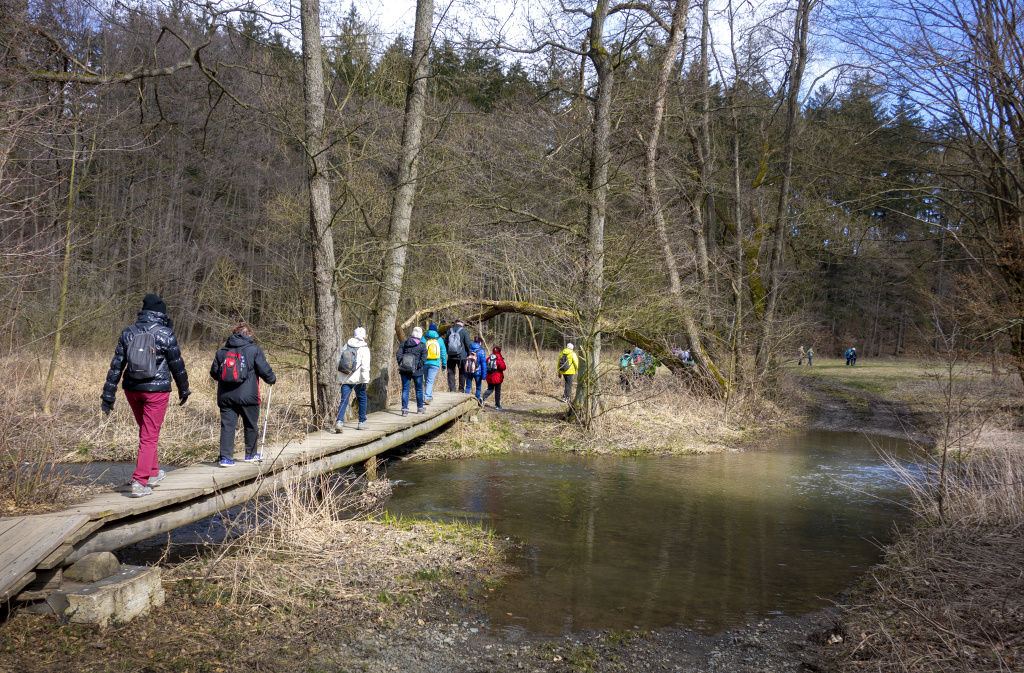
[557,343,579,402]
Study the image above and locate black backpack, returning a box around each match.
[125,324,159,380]
[558,353,571,373]
[216,347,252,383]
[398,350,418,374]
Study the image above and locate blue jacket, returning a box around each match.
[467,341,487,378]
[424,329,447,368]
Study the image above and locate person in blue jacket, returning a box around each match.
[463,336,487,402]
[422,323,448,405]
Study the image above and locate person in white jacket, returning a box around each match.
[334,326,371,433]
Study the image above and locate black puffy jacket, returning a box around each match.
[102,310,190,402]
[210,333,276,407]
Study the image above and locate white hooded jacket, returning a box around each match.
[338,336,371,385]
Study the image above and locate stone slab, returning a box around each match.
[64,552,120,583]
[61,565,164,627]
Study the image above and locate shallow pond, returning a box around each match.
[383,430,917,636]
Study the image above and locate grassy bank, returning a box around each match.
[799,357,1024,672]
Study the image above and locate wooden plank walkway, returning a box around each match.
[0,392,478,603]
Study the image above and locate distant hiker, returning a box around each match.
[464,336,487,402]
[445,318,471,393]
[851,347,858,366]
[335,326,371,433]
[210,322,276,466]
[397,326,427,416]
[101,293,191,498]
[557,343,579,402]
[845,348,852,366]
[619,348,632,390]
[807,347,813,366]
[423,323,447,405]
[482,345,507,409]
[798,345,806,365]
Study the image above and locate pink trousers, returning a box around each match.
[124,391,170,486]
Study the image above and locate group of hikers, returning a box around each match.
[844,347,858,366]
[101,294,278,497]
[101,300,530,498]
[617,347,662,389]
[797,346,814,365]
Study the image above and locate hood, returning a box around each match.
[561,347,575,355]
[402,337,421,348]
[347,337,367,348]
[137,309,172,328]
[226,333,253,348]
[424,329,440,339]
[471,342,485,353]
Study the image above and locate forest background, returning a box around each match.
[2,0,1022,427]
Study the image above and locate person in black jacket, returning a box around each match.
[445,319,471,393]
[101,293,191,498]
[210,322,276,466]
[396,326,427,416]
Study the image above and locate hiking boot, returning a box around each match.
[424,398,431,405]
[149,469,166,486]
[417,407,426,414]
[402,409,409,417]
[357,421,368,430]
[219,457,235,468]
[334,420,344,434]
[245,453,262,462]
[495,406,503,411]
[130,480,153,498]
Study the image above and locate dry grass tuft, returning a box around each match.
[167,472,507,621]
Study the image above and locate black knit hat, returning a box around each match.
[141,293,167,314]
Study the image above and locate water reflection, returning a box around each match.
[384,430,916,635]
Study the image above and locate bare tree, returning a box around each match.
[368,0,434,411]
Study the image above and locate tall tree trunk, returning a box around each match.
[368,0,434,411]
[573,0,614,426]
[756,0,813,376]
[301,0,342,425]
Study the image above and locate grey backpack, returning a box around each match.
[125,325,159,380]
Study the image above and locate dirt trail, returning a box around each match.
[803,378,930,445]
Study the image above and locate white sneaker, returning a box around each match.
[334,421,344,434]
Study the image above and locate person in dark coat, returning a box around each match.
[445,319,471,393]
[210,323,276,466]
[101,293,191,498]
[396,326,427,416]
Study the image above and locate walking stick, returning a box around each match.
[259,385,273,462]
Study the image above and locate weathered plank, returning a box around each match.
[0,515,88,601]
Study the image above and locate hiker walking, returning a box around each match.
[464,336,487,402]
[618,349,632,390]
[850,347,858,366]
[557,343,579,402]
[423,323,447,405]
[798,345,806,365]
[807,347,813,366]
[845,348,852,366]
[101,294,191,498]
[211,323,276,466]
[482,345,506,409]
[397,326,427,416]
[445,318,471,393]
[335,326,371,433]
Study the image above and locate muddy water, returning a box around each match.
[384,430,917,636]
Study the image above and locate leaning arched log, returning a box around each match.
[397,299,728,398]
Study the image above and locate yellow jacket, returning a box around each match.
[558,348,579,375]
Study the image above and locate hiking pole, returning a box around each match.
[259,385,273,462]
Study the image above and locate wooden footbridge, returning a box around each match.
[0,392,478,606]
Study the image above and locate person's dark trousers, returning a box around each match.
[401,373,424,410]
[619,373,630,390]
[219,404,260,460]
[447,359,467,392]
[337,383,367,423]
[851,356,857,366]
[562,374,574,400]
[482,382,501,406]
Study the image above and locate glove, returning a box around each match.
[178,390,191,406]
[101,400,114,416]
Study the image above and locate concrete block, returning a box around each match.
[64,552,120,582]
[61,565,164,627]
